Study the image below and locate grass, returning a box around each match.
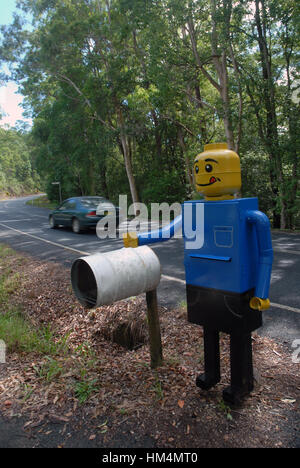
[33,357,64,382]
[0,304,71,356]
[0,243,101,405]
[152,371,164,402]
[71,342,100,404]
[218,399,233,421]
[0,244,69,355]
[178,299,187,310]
[0,307,43,354]
[22,383,34,402]
[0,245,36,353]
[74,368,99,404]
[25,195,57,210]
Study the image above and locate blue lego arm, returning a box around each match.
[138,214,182,246]
[246,210,273,301]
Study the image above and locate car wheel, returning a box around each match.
[72,218,81,234]
[49,216,58,229]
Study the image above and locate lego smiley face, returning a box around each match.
[194,143,241,199]
[194,159,221,187]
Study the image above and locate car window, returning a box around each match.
[58,201,69,210]
[80,198,108,208]
[67,201,77,209]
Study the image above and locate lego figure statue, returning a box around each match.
[124,143,273,404]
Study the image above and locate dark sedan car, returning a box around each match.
[49,196,120,233]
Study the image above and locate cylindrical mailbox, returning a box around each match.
[71,246,161,308]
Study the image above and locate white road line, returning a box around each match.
[161,275,300,314]
[269,302,300,314]
[0,219,43,222]
[161,274,185,284]
[273,247,300,256]
[0,223,89,256]
[0,221,300,315]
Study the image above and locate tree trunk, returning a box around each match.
[120,133,140,207]
[285,45,299,229]
[254,0,286,229]
[151,110,163,160]
[178,128,194,188]
[116,105,140,209]
[210,0,235,149]
[88,158,96,195]
[99,161,109,199]
[187,10,235,150]
[194,85,208,143]
[219,52,235,150]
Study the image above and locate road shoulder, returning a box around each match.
[0,245,299,448]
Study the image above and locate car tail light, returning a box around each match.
[86,210,97,217]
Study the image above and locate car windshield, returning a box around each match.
[79,198,109,208]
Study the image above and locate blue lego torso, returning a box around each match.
[182,198,259,294]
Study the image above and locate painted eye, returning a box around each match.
[195,165,199,173]
[205,164,213,173]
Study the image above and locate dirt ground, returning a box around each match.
[0,249,299,448]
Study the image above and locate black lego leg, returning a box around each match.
[196,328,221,390]
[223,332,254,405]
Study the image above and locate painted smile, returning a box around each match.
[197,176,220,187]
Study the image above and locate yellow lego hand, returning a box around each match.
[123,231,138,248]
[249,297,270,311]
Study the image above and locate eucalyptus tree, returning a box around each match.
[120,0,219,194]
[234,0,300,228]
[157,0,244,152]
[1,0,143,206]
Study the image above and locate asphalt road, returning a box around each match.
[0,194,299,351]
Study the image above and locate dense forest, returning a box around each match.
[0,0,299,228]
[0,124,40,197]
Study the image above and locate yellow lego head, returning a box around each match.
[194,143,241,199]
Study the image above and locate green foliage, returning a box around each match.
[73,368,99,405]
[33,356,63,381]
[0,244,70,354]
[151,371,164,402]
[71,341,100,404]
[218,399,233,421]
[0,306,39,353]
[141,169,188,206]
[0,127,40,196]
[25,195,57,209]
[241,152,274,217]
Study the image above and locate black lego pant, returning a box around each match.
[186,284,262,405]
